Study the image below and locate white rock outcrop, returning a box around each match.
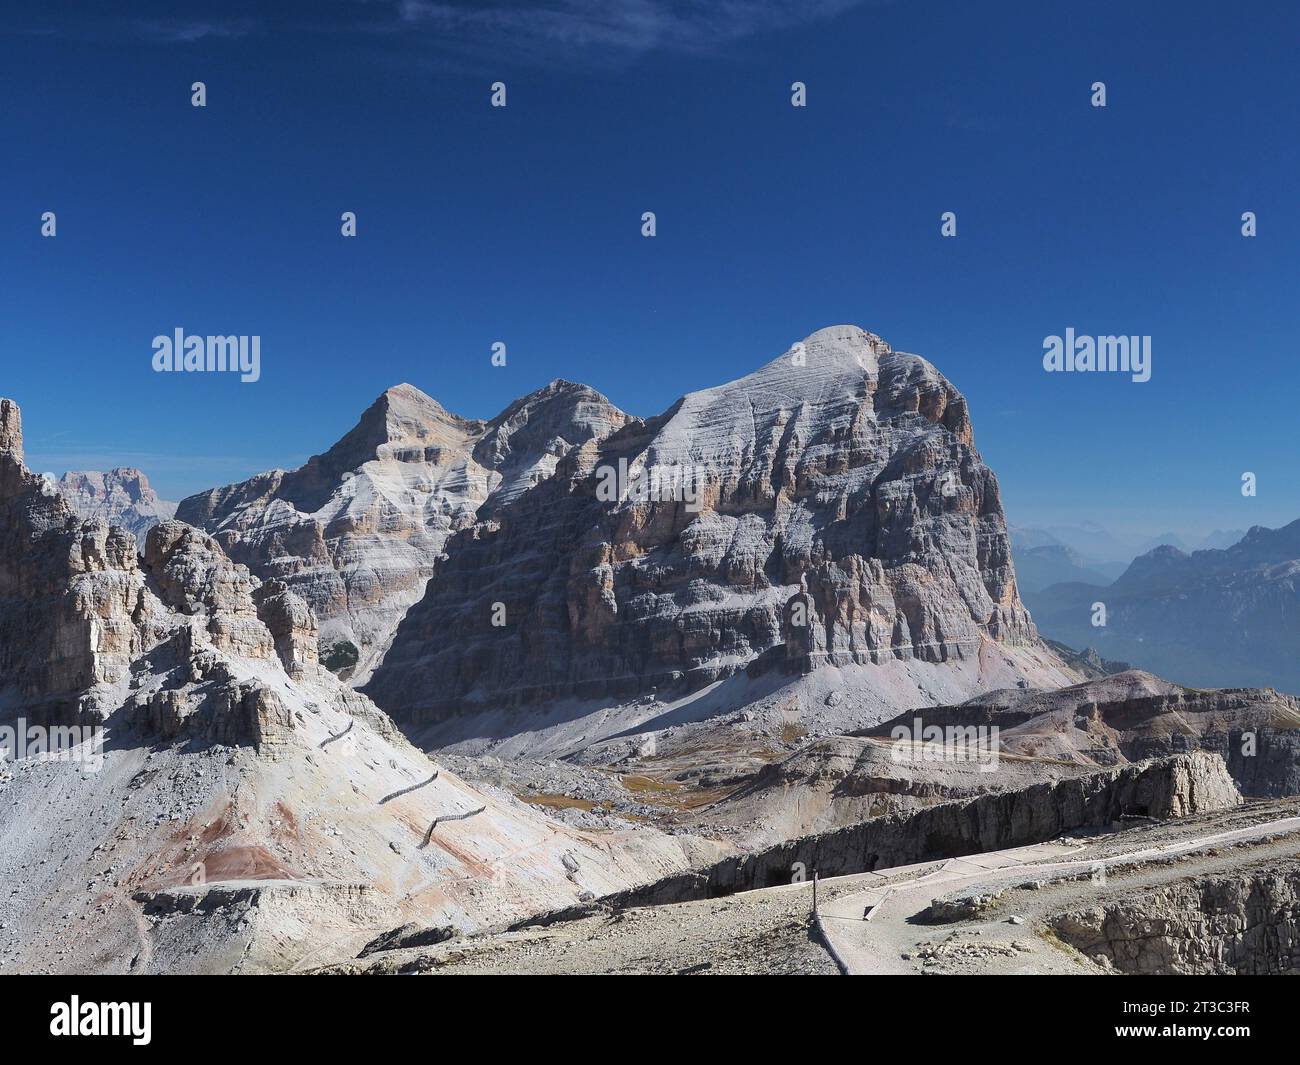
[177,381,628,683]
[367,326,1063,731]
[0,397,700,974]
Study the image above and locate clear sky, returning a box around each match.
[2,0,1297,542]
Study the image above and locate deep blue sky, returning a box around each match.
[2,0,1297,541]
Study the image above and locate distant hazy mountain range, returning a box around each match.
[55,468,176,546]
[1012,544,1119,595]
[1020,521,1300,695]
[1011,522,1246,583]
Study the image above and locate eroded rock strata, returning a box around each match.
[1053,862,1300,974]
[864,670,1300,797]
[368,326,1048,726]
[0,397,699,974]
[518,751,1240,919]
[177,381,627,683]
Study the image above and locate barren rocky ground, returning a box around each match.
[326,797,1300,976]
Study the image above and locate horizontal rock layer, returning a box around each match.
[518,751,1240,918]
[177,380,627,683]
[864,669,1300,798]
[1053,862,1300,974]
[368,326,1040,725]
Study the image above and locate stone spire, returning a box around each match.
[0,398,22,463]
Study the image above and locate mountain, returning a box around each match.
[177,381,628,684]
[0,398,697,974]
[1011,524,1130,581]
[1027,522,1300,693]
[1013,522,1133,566]
[1197,529,1246,551]
[864,670,1300,796]
[55,468,177,546]
[1134,530,1244,553]
[1013,543,1115,596]
[365,325,1081,748]
[1136,531,1189,554]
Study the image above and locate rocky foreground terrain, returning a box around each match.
[323,756,1300,976]
[3,325,1299,976]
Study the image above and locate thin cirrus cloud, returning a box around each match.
[394,0,867,58]
[132,18,259,43]
[5,2,873,66]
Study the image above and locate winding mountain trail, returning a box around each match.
[817,815,1300,974]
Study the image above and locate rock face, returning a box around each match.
[685,731,1089,848]
[0,405,161,724]
[522,752,1240,915]
[0,400,23,462]
[865,670,1300,798]
[177,381,627,683]
[1026,522,1300,694]
[56,468,176,546]
[1053,862,1300,974]
[367,326,1043,727]
[0,397,697,975]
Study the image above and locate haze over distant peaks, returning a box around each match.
[55,467,177,546]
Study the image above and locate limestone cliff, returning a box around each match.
[1053,862,1300,974]
[56,468,176,546]
[367,326,1047,726]
[0,397,698,974]
[177,380,628,683]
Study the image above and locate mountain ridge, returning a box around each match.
[364,325,1074,743]
[176,379,630,683]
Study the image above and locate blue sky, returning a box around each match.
[2,0,1297,542]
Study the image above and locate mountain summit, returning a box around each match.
[56,468,177,546]
[177,380,627,682]
[365,326,1073,741]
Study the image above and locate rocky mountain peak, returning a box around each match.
[56,467,177,546]
[316,382,481,475]
[0,398,22,462]
[801,323,892,364]
[61,467,152,498]
[365,326,1059,734]
[475,379,629,510]
[176,378,631,684]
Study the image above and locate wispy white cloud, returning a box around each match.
[132,18,258,43]
[395,0,865,57]
[4,1,870,66]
